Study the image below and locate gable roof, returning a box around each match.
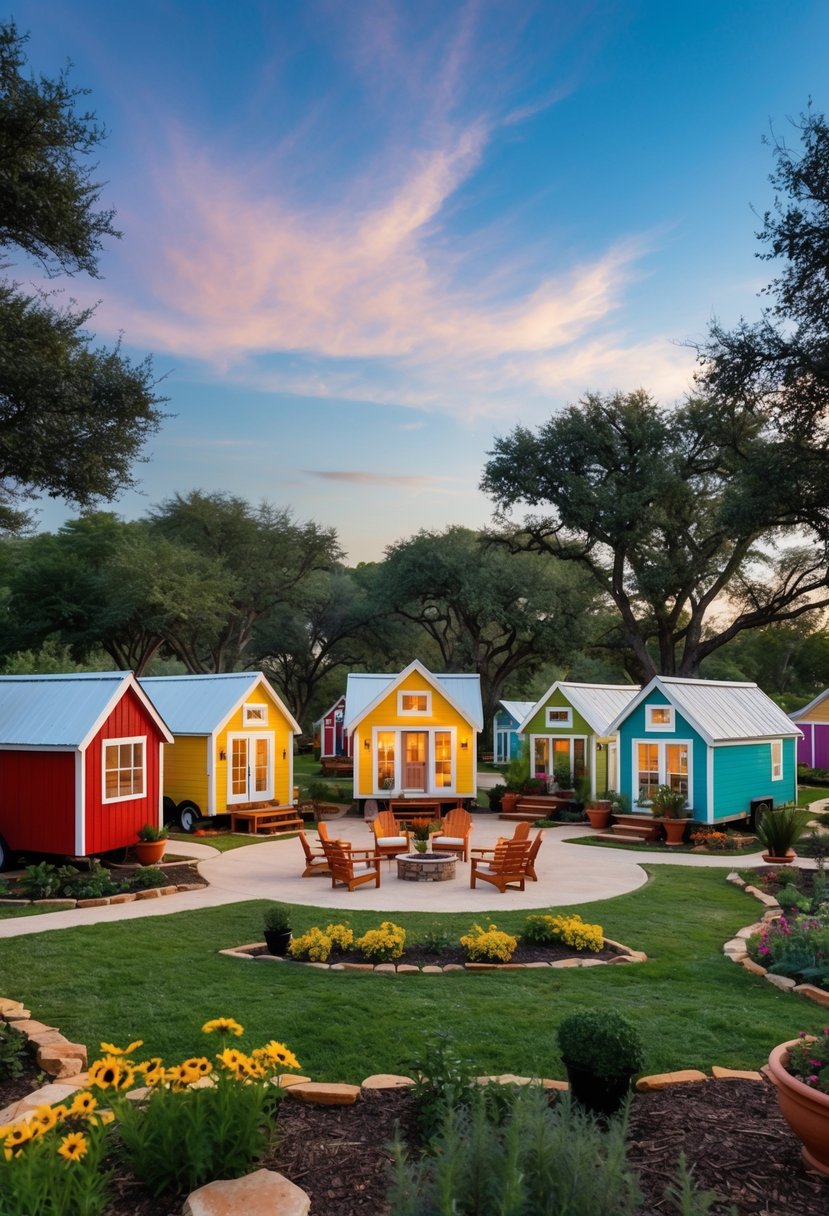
[497,700,536,726]
[0,672,173,748]
[517,682,639,736]
[314,693,346,728]
[140,672,301,735]
[344,660,483,731]
[606,676,801,745]
[789,688,829,721]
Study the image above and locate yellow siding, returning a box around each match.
[214,682,295,810]
[798,695,829,724]
[355,670,476,797]
[162,736,209,812]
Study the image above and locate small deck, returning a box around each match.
[228,803,303,835]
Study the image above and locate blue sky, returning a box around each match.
[17,0,829,561]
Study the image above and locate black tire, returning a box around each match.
[162,795,178,825]
[0,833,15,872]
[177,802,200,833]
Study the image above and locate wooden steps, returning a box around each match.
[500,794,574,823]
[600,813,660,844]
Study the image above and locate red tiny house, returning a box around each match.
[0,673,172,868]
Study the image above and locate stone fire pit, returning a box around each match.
[396,852,457,882]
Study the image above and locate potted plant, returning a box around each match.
[649,784,691,846]
[556,1009,645,1116]
[755,805,812,863]
[585,788,613,832]
[767,1031,829,1175]
[411,817,438,853]
[134,823,168,865]
[263,903,293,956]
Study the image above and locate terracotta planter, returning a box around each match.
[501,792,519,815]
[133,839,167,865]
[585,804,612,831]
[660,817,692,846]
[761,850,796,864]
[768,1040,829,1176]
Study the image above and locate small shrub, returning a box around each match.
[356,921,406,962]
[414,922,455,954]
[62,861,119,900]
[288,927,333,962]
[747,912,829,986]
[407,1032,477,1140]
[307,780,333,800]
[557,1009,645,1079]
[487,783,508,811]
[136,823,168,842]
[522,912,603,952]
[0,1022,26,1082]
[0,1103,111,1216]
[263,903,292,933]
[17,861,62,899]
[776,883,810,913]
[128,866,167,891]
[459,922,517,962]
[755,805,811,856]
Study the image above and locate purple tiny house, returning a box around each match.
[790,690,829,769]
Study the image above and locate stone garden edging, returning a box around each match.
[0,882,203,912]
[220,934,647,971]
[722,872,829,1010]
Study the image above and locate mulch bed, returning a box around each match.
[249,939,620,966]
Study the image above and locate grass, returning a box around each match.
[798,786,828,807]
[0,865,824,1081]
[0,901,75,920]
[564,835,758,856]
[169,832,300,853]
[294,753,353,802]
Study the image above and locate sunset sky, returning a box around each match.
[19,0,829,561]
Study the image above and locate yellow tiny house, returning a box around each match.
[140,673,300,831]
[344,661,482,805]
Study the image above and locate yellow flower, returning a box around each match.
[258,1040,301,1071]
[99,1039,143,1056]
[88,1054,135,1091]
[57,1131,88,1163]
[202,1017,244,1037]
[182,1055,212,1076]
[68,1092,97,1118]
[31,1104,59,1134]
[4,1122,33,1151]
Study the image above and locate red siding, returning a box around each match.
[84,686,165,854]
[0,750,76,854]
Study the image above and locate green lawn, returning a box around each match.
[169,832,300,853]
[0,866,822,1082]
[0,901,75,920]
[294,752,353,802]
[799,786,828,806]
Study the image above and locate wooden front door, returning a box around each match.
[402,731,428,791]
[227,733,273,804]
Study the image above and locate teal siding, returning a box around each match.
[618,691,708,818]
[712,737,797,820]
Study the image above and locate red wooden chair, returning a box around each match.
[298,830,330,877]
[323,839,382,892]
[470,839,532,892]
[431,807,473,861]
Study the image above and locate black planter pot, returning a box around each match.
[563,1058,634,1117]
[264,928,292,956]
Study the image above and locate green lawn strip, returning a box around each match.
[562,834,757,857]
[168,833,300,853]
[0,866,821,1081]
[798,786,829,806]
[0,901,75,920]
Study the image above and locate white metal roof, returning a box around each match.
[0,672,172,748]
[606,676,802,745]
[498,700,536,726]
[344,661,483,731]
[313,693,346,729]
[517,682,639,736]
[789,688,829,721]
[140,672,301,735]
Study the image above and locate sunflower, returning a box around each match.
[259,1040,301,1070]
[88,1055,135,1091]
[31,1104,60,1134]
[183,1055,212,1075]
[202,1017,244,1037]
[4,1122,33,1151]
[69,1092,97,1118]
[57,1131,88,1163]
[99,1039,143,1056]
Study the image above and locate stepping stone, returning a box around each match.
[361,1074,414,1089]
[183,1168,309,1216]
[287,1082,360,1106]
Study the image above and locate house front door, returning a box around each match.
[227,733,273,804]
[402,731,428,791]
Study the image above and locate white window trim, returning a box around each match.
[545,706,573,728]
[371,725,456,796]
[632,738,693,808]
[771,739,783,782]
[397,690,432,716]
[226,732,275,804]
[531,734,588,778]
[102,735,147,805]
[243,702,268,726]
[646,704,675,731]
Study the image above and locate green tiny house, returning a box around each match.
[517,682,639,799]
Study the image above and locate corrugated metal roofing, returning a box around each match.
[345,665,483,730]
[498,700,536,725]
[561,683,640,736]
[608,677,801,745]
[140,673,300,735]
[0,672,131,747]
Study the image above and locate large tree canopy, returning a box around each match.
[0,21,163,530]
[481,390,829,682]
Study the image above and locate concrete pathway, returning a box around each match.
[0,815,786,938]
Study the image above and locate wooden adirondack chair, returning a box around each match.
[470,838,532,892]
[323,839,382,892]
[431,807,473,861]
[470,820,531,860]
[317,820,350,849]
[298,830,330,877]
[371,811,410,861]
[525,831,543,881]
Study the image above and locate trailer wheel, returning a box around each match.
[176,802,200,833]
[162,796,178,825]
[0,834,15,872]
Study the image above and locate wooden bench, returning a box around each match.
[320,756,354,777]
[388,799,444,825]
[229,805,303,835]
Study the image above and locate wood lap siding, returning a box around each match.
[0,751,75,854]
[85,687,163,854]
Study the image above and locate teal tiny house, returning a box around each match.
[517,682,639,799]
[606,677,801,823]
[493,700,535,764]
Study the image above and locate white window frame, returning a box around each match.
[397,690,432,716]
[102,735,147,804]
[632,738,693,807]
[243,702,268,726]
[371,725,456,795]
[771,739,783,782]
[545,707,573,728]
[646,704,675,732]
[531,735,588,779]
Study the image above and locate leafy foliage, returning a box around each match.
[0,1021,26,1081]
[556,1009,645,1079]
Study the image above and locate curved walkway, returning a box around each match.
[0,815,784,938]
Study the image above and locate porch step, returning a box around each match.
[595,831,650,845]
[499,811,549,822]
[605,813,660,843]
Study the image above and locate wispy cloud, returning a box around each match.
[305,470,439,487]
